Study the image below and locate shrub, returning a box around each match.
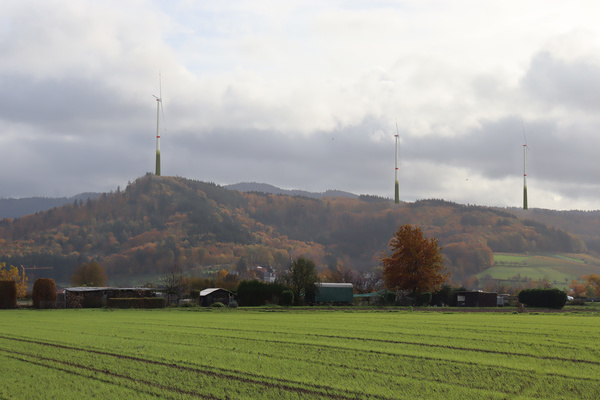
[228,300,238,308]
[280,290,294,307]
[377,290,397,306]
[0,281,17,309]
[518,288,567,309]
[178,301,198,308]
[107,297,166,309]
[416,292,432,306]
[210,302,225,307]
[236,280,291,306]
[189,289,200,301]
[32,278,57,309]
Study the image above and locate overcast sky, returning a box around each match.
[2,1,600,210]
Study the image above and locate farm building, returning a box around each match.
[455,291,498,307]
[314,283,354,304]
[199,288,235,306]
[63,287,155,308]
[353,290,397,306]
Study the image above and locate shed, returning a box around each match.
[314,283,354,304]
[199,288,235,307]
[455,291,498,307]
[353,290,396,306]
[64,287,155,308]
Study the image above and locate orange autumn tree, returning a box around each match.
[381,224,449,298]
[569,279,589,298]
[583,274,600,297]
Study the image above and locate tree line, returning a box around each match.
[0,175,591,286]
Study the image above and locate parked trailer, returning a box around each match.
[314,283,354,304]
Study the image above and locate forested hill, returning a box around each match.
[0,193,101,219]
[509,208,600,254]
[0,174,593,284]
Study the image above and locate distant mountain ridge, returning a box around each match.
[225,182,358,199]
[0,183,357,219]
[0,193,101,219]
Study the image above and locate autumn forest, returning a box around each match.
[0,174,598,287]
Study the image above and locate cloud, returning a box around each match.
[522,51,600,113]
[1,1,600,211]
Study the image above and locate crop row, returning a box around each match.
[1,309,600,399]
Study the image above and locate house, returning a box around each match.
[63,287,155,308]
[455,290,498,307]
[313,283,354,304]
[199,288,235,307]
[254,266,276,283]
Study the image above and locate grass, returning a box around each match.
[1,308,600,399]
[493,253,532,264]
[477,266,573,282]
[478,252,600,284]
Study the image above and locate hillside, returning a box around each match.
[0,193,101,219]
[0,174,598,286]
[0,184,356,219]
[509,208,600,253]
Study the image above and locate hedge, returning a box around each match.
[0,281,17,309]
[236,280,291,306]
[280,290,294,307]
[518,288,567,309]
[416,292,432,306]
[33,278,57,309]
[107,297,166,309]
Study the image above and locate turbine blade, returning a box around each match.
[521,118,528,149]
[158,72,166,135]
[159,72,162,99]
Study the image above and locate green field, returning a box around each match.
[477,253,600,284]
[1,309,600,399]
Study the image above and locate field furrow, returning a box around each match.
[1,309,600,399]
[0,335,390,400]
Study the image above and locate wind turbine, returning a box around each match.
[394,119,400,204]
[522,119,528,210]
[153,73,164,176]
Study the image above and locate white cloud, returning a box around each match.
[1,0,600,210]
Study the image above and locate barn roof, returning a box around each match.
[316,283,353,288]
[65,287,111,292]
[200,288,231,296]
[65,287,152,292]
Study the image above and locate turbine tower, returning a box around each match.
[394,119,400,204]
[523,143,528,210]
[522,120,528,210]
[153,73,163,176]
